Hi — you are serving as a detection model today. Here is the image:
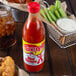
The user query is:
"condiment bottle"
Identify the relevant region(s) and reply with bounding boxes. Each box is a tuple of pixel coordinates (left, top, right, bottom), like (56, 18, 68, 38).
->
(22, 2, 45, 72)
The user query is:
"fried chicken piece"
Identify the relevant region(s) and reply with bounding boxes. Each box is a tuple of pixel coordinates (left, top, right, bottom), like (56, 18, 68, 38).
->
(0, 56, 15, 76)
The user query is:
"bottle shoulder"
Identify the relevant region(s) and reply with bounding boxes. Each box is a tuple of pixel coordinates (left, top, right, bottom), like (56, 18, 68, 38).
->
(23, 18, 44, 30)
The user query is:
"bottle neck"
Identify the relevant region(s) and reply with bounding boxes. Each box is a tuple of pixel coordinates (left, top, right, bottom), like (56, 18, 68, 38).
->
(28, 12, 40, 20)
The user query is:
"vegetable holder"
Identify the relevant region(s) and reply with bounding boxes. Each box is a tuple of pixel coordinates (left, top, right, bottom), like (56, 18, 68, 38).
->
(40, 1, 76, 48)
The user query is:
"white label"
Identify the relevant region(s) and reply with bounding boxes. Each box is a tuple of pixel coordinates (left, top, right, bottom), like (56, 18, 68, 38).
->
(22, 39, 45, 66)
(23, 48, 45, 66)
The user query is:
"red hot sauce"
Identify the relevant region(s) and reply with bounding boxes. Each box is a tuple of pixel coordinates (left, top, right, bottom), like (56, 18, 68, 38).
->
(22, 2, 45, 72)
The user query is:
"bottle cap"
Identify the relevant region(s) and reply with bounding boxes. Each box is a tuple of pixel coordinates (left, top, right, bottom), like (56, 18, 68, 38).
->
(28, 2, 40, 13)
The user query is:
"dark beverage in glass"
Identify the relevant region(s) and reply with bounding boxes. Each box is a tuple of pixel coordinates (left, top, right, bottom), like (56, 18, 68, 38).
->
(0, 5, 16, 49)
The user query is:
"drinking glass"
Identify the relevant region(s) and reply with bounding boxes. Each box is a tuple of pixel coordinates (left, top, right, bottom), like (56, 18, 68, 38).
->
(0, 5, 16, 49)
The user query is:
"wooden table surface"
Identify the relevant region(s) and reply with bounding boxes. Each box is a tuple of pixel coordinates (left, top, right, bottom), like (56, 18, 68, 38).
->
(0, 0, 76, 76)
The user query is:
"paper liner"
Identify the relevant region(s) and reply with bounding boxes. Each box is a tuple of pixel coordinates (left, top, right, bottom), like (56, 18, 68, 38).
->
(18, 68, 29, 76)
(0, 0, 27, 12)
(15, 65, 29, 76)
(61, 1, 67, 12)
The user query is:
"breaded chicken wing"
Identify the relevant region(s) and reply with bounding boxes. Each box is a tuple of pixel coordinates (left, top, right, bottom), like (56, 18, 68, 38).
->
(0, 56, 15, 76)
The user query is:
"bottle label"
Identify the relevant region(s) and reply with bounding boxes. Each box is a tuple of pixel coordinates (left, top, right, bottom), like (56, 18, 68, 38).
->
(22, 39, 45, 66)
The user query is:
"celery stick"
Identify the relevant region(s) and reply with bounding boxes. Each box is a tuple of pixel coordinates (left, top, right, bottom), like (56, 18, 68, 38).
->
(55, 0, 61, 9)
(49, 5, 55, 13)
(49, 11, 57, 22)
(58, 7, 67, 18)
(40, 9, 49, 21)
(44, 8, 53, 23)
(55, 10, 61, 19)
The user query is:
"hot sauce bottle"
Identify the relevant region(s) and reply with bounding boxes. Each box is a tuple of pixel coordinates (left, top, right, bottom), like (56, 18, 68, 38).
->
(22, 2, 45, 72)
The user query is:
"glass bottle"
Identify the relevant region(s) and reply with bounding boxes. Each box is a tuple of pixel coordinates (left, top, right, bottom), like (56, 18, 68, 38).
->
(0, 5, 16, 49)
(22, 2, 45, 72)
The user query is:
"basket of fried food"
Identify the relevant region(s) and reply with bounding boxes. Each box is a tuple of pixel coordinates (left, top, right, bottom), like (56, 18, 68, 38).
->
(0, 0, 41, 12)
(0, 56, 29, 76)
